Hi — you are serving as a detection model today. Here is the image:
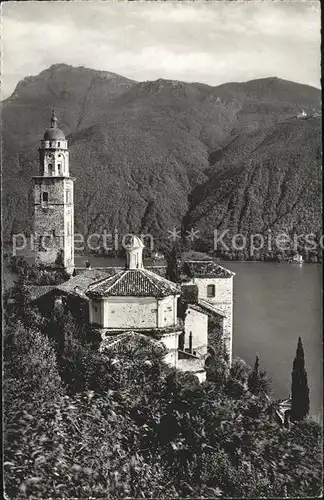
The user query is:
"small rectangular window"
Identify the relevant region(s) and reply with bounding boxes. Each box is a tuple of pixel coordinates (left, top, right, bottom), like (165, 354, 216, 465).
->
(207, 284, 216, 298)
(42, 192, 48, 202)
(58, 142, 60, 147)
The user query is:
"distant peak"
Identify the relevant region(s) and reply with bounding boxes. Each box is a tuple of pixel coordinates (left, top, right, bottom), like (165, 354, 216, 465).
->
(245, 76, 280, 85)
(25, 63, 135, 86)
(39, 63, 74, 75)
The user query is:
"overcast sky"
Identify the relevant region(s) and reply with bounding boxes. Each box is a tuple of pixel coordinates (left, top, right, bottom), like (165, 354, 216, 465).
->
(1, 1, 321, 99)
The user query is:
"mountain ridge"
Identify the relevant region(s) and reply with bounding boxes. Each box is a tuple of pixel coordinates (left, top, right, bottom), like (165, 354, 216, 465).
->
(2, 64, 321, 259)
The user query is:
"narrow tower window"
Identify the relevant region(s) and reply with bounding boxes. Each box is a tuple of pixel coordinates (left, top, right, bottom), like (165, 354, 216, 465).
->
(58, 164, 62, 175)
(207, 284, 216, 298)
(58, 142, 60, 147)
(48, 164, 53, 176)
(42, 192, 48, 203)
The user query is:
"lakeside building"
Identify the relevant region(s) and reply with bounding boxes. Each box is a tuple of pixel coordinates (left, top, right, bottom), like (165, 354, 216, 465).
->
(31, 113, 235, 380)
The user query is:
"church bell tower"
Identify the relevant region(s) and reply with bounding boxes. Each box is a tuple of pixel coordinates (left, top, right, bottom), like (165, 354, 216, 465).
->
(33, 111, 75, 274)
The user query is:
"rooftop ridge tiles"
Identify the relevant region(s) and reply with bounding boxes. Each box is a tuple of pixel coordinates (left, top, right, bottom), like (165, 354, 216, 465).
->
(85, 269, 119, 288)
(88, 269, 126, 294)
(140, 268, 174, 294)
(103, 269, 128, 293)
(85, 268, 180, 297)
(56, 269, 112, 292)
(144, 267, 180, 290)
(183, 260, 235, 278)
(198, 298, 226, 317)
(137, 268, 161, 294)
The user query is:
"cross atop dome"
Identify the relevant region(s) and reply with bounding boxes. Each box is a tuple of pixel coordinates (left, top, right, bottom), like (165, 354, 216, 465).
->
(43, 110, 66, 141)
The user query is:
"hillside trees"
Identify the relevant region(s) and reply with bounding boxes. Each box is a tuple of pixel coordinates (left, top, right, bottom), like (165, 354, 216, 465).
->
(3, 65, 321, 260)
(4, 316, 323, 498)
(248, 355, 272, 396)
(3, 290, 322, 498)
(166, 243, 181, 282)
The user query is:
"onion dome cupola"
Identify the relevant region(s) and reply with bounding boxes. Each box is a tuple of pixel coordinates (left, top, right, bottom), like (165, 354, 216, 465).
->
(38, 110, 70, 177)
(40, 110, 68, 150)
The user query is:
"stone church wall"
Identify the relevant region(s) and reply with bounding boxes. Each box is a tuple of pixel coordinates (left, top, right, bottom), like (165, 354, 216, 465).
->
(157, 296, 177, 328)
(105, 297, 158, 329)
(34, 177, 74, 271)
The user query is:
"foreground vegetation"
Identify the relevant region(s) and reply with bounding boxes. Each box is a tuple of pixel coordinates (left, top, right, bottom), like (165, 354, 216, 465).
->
(3, 279, 322, 499)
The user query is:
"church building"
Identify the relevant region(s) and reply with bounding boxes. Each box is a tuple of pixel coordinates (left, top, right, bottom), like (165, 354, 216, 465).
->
(33, 111, 75, 274)
(31, 112, 235, 382)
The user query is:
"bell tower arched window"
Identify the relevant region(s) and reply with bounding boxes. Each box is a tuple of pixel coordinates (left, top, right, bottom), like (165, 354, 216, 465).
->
(48, 164, 53, 176)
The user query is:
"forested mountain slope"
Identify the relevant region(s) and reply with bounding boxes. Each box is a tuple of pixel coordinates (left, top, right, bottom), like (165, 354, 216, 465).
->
(185, 117, 322, 256)
(2, 64, 321, 254)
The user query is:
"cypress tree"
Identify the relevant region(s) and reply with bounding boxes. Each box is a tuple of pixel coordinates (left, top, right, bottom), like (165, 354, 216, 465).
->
(248, 355, 272, 396)
(166, 244, 180, 282)
(291, 337, 310, 421)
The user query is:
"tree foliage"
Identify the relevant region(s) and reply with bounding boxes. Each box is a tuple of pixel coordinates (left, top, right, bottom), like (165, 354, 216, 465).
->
(291, 337, 310, 422)
(248, 355, 272, 396)
(7, 255, 69, 285)
(166, 243, 181, 282)
(3, 301, 322, 498)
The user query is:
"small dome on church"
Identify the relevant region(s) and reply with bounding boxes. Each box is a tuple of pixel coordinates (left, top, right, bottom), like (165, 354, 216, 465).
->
(43, 127, 66, 140)
(123, 235, 145, 250)
(43, 110, 65, 141)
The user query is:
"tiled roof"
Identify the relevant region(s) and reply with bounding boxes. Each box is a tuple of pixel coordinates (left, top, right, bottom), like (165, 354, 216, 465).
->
(181, 260, 235, 279)
(146, 266, 167, 278)
(198, 299, 226, 317)
(56, 269, 116, 297)
(75, 265, 166, 276)
(74, 266, 123, 276)
(100, 331, 162, 349)
(87, 268, 180, 298)
(186, 301, 225, 318)
(187, 303, 208, 316)
(27, 285, 56, 302)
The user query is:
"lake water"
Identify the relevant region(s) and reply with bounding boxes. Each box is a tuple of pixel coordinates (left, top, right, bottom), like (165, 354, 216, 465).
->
(223, 262, 322, 418)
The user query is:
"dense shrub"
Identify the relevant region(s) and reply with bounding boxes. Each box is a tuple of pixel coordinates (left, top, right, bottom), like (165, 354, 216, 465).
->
(3, 304, 322, 498)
